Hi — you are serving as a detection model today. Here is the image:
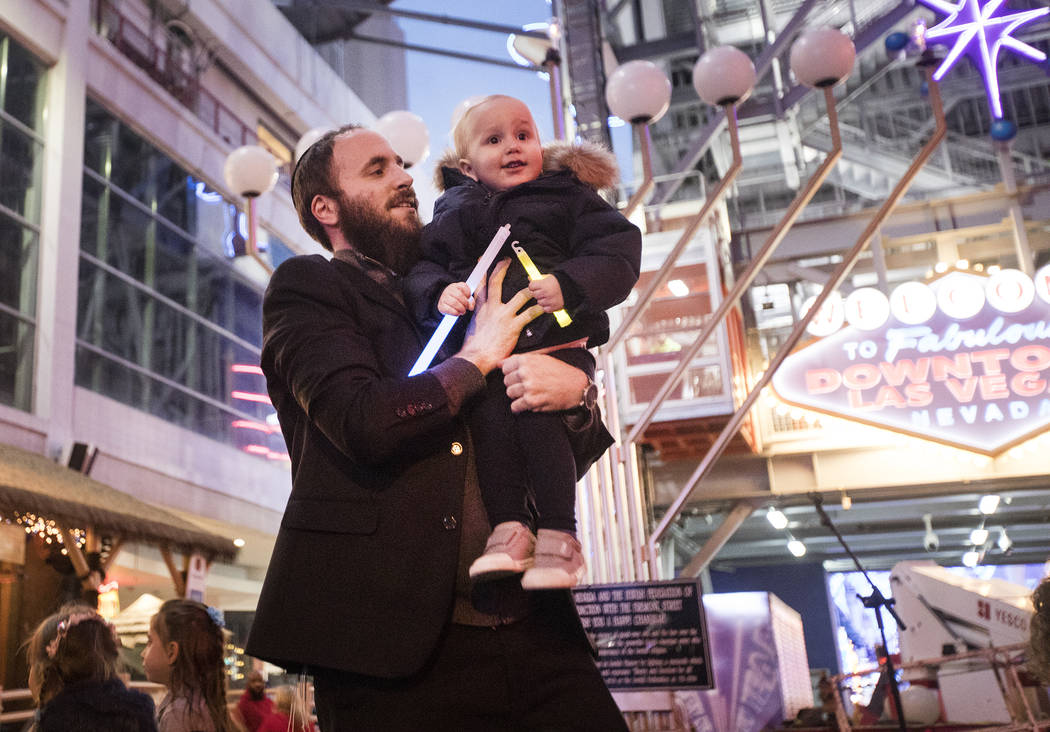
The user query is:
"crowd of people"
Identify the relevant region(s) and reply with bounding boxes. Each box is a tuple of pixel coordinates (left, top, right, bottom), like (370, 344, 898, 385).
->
(24, 600, 314, 732)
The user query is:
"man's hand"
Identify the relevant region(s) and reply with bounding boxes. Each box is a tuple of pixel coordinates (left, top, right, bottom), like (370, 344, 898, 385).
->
(457, 259, 543, 375)
(527, 275, 564, 313)
(438, 282, 473, 316)
(502, 353, 588, 413)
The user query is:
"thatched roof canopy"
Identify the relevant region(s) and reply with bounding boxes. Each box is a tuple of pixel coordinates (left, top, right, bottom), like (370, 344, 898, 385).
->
(0, 443, 237, 561)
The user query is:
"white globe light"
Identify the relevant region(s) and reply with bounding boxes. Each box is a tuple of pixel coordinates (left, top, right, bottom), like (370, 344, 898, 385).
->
(450, 95, 488, 135)
(605, 60, 671, 124)
(295, 127, 332, 163)
(223, 145, 279, 198)
(900, 686, 941, 725)
(790, 27, 856, 88)
(374, 110, 430, 168)
(692, 46, 756, 106)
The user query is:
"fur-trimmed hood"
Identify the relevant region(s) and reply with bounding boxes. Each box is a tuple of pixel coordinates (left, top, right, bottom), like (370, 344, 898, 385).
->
(433, 139, 620, 192)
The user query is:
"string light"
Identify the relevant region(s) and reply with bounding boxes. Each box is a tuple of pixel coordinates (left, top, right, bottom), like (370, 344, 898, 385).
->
(12, 513, 86, 547)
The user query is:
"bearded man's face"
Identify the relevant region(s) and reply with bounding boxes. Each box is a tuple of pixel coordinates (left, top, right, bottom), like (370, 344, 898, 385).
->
(324, 130, 423, 274)
(336, 189, 422, 276)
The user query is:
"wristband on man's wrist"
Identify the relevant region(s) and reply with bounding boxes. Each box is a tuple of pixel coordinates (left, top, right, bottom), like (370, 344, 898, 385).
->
(578, 379, 598, 409)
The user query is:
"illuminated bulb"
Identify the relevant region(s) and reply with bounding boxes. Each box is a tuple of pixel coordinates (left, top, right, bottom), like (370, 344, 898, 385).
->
(667, 279, 689, 297)
(841, 494, 852, 510)
(955, 259, 969, 269)
(233, 538, 246, 548)
(988, 265, 1001, 274)
(787, 538, 807, 557)
(934, 262, 948, 273)
(978, 495, 1000, 515)
(962, 549, 980, 567)
(767, 507, 788, 530)
(970, 527, 989, 545)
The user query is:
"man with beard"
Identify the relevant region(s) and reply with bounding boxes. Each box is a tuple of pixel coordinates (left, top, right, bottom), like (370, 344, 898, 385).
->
(234, 671, 272, 732)
(245, 126, 627, 731)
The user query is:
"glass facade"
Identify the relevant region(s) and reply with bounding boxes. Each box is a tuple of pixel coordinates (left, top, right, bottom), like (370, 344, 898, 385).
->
(0, 33, 47, 412)
(78, 98, 288, 458)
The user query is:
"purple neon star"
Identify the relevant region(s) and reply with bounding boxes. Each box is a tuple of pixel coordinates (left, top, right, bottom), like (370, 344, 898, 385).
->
(917, 0, 1048, 118)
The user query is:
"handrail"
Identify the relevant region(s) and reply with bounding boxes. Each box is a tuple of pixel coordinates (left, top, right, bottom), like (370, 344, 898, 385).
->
(647, 69, 948, 572)
(628, 85, 843, 445)
(606, 105, 744, 353)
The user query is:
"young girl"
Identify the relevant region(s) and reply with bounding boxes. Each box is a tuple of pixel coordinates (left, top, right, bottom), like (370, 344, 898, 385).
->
(142, 599, 234, 732)
(26, 603, 157, 731)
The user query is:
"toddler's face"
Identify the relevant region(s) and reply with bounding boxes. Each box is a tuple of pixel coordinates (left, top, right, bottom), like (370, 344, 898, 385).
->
(142, 617, 172, 686)
(458, 97, 543, 192)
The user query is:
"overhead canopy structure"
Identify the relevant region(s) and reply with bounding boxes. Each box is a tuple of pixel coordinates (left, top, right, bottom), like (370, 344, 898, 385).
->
(0, 442, 237, 562)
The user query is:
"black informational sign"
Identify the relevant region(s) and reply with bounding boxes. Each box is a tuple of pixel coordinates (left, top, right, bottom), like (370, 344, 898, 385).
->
(572, 578, 713, 691)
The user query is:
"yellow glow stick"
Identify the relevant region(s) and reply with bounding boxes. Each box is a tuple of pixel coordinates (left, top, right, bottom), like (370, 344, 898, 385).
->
(511, 242, 572, 327)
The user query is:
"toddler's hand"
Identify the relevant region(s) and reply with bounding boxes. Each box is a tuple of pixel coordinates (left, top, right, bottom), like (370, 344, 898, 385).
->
(438, 282, 474, 316)
(528, 275, 564, 313)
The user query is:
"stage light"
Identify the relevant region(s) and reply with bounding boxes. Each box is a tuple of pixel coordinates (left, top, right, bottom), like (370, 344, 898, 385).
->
(787, 538, 807, 557)
(922, 514, 939, 552)
(767, 507, 788, 530)
(997, 529, 1012, 552)
(978, 494, 1000, 515)
(970, 527, 989, 545)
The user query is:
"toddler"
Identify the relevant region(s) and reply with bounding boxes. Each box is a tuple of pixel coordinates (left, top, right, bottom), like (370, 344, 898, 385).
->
(405, 94, 641, 589)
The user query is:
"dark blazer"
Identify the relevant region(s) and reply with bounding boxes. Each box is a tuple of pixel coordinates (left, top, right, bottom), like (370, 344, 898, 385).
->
(245, 255, 598, 678)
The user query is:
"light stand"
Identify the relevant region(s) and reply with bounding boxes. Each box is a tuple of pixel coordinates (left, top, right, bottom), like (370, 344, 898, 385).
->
(604, 59, 671, 220)
(223, 144, 280, 274)
(811, 493, 907, 731)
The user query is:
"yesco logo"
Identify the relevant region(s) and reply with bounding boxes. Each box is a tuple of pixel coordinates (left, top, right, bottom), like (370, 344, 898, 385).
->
(772, 268, 1050, 455)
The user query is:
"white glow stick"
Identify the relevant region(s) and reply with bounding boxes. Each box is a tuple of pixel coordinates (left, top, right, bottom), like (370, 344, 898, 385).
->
(408, 224, 513, 376)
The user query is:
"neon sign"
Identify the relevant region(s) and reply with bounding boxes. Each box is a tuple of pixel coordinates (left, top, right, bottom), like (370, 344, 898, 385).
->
(917, 0, 1049, 119)
(773, 267, 1050, 454)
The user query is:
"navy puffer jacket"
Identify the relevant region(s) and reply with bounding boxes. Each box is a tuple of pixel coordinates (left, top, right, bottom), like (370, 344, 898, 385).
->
(405, 141, 642, 352)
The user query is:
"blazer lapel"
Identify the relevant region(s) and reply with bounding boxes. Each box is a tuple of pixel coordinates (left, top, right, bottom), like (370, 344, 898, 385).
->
(330, 257, 423, 341)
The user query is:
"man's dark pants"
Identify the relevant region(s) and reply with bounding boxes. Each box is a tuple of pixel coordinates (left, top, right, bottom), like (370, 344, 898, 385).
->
(313, 610, 629, 731)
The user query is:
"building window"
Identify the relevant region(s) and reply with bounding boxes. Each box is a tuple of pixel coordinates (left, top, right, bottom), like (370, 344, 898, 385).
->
(0, 33, 47, 412)
(77, 98, 288, 458)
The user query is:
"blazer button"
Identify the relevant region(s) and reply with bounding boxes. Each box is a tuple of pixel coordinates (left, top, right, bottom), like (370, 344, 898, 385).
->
(450, 442, 463, 455)
(443, 514, 458, 530)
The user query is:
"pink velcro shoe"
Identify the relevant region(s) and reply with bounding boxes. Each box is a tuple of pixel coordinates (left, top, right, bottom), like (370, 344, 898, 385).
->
(468, 522, 536, 582)
(521, 529, 586, 590)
